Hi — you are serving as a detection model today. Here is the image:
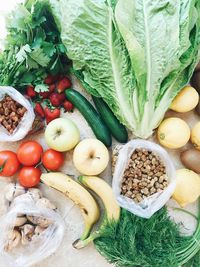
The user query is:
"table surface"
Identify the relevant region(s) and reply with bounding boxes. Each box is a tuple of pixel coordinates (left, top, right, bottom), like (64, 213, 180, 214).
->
(0, 2, 198, 267)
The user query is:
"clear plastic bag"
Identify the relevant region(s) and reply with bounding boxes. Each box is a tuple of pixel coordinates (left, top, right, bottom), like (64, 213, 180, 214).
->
(0, 192, 65, 267)
(112, 139, 176, 218)
(0, 86, 35, 142)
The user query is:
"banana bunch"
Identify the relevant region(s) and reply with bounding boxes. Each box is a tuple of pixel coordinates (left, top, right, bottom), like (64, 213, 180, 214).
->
(41, 173, 120, 247)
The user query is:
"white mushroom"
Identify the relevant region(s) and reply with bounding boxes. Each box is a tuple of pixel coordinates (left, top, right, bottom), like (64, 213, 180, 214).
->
(27, 188, 42, 201)
(4, 230, 21, 251)
(35, 225, 46, 235)
(20, 224, 35, 245)
(31, 226, 46, 242)
(27, 215, 52, 228)
(15, 216, 27, 227)
(5, 183, 26, 202)
(36, 198, 56, 210)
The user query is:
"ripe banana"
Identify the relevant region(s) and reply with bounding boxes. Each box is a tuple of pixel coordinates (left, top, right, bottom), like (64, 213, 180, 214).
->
(78, 176, 120, 221)
(73, 176, 120, 249)
(41, 172, 100, 240)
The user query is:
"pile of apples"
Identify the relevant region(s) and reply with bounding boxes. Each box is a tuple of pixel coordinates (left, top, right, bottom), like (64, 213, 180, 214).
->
(45, 118, 109, 175)
(0, 117, 110, 187)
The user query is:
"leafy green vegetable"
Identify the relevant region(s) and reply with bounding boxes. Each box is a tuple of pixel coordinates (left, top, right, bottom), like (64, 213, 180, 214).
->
(95, 208, 180, 267)
(50, 0, 137, 131)
(0, 0, 68, 90)
(115, 0, 200, 137)
(94, 201, 200, 267)
(51, 0, 200, 138)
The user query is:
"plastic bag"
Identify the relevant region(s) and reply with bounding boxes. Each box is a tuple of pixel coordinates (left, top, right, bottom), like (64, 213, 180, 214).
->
(0, 86, 35, 142)
(0, 191, 65, 267)
(112, 139, 176, 218)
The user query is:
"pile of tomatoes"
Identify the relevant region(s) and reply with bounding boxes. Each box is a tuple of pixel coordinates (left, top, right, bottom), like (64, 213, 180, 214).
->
(0, 141, 64, 187)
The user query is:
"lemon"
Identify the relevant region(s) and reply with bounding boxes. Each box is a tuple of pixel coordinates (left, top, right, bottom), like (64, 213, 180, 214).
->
(170, 86, 199, 113)
(173, 169, 200, 207)
(157, 117, 190, 149)
(191, 121, 200, 150)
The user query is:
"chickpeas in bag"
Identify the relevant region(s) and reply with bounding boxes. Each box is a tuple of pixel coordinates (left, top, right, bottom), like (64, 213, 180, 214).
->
(112, 139, 176, 218)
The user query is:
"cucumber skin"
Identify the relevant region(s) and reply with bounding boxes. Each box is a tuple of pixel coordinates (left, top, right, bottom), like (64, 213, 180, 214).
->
(65, 89, 112, 147)
(92, 97, 128, 143)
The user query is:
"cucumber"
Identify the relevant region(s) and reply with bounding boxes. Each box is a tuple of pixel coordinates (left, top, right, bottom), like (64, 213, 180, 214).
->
(92, 96, 128, 143)
(65, 89, 112, 147)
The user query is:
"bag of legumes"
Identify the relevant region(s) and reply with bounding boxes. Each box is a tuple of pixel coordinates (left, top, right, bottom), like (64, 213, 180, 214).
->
(112, 139, 176, 219)
(0, 86, 35, 142)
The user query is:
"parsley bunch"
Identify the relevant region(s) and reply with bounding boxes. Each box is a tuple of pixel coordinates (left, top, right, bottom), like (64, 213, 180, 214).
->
(0, 0, 68, 91)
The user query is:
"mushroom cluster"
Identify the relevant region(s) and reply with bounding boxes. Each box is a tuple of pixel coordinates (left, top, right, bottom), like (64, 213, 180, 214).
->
(4, 183, 57, 251)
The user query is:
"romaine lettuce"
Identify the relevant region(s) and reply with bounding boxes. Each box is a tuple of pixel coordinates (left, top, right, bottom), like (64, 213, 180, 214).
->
(115, 0, 200, 137)
(49, 0, 200, 138)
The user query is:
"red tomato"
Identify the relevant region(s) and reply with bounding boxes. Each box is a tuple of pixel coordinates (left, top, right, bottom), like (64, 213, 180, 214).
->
(0, 151, 20, 177)
(17, 141, 43, 166)
(42, 149, 64, 171)
(18, 167, 41, 187)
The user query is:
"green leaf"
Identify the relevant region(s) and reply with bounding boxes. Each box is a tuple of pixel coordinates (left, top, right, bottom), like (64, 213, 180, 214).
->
(32, 28, 46, 48)
(26, 57, 39, 69)
(35, 83, 49, 93)
(57, 0, 136, 130)
(31, 14, 46, 28)
(116, 0, 200, 137)
(7, 5, 31, 30)
(29, 47, 50, 67)
(20, 72, 35, 85)
(56, 43, 66, 54)
(16, 44, 31, 63)
(43, 42, 56, 57)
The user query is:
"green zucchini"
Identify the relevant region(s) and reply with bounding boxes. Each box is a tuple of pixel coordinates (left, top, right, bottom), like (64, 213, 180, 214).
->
(92, 97, 128, 143)
(65, 89, 112, 147)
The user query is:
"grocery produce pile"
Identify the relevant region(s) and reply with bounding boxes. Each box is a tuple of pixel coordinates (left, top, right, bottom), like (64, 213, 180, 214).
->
(0, 0, 200, 267)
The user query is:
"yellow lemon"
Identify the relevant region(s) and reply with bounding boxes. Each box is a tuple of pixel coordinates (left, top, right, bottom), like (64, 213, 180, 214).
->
(157, 117, 190, 149)
(170, 86, 199, 113)
(173, 169, 200, 207)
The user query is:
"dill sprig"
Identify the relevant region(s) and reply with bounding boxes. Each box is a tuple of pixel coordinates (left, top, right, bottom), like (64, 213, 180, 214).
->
(94, 201, 200, 267)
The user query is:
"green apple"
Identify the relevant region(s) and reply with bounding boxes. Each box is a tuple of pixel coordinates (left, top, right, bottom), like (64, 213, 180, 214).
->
(45, 118, 80, 152)
(73, 138, 109, 175)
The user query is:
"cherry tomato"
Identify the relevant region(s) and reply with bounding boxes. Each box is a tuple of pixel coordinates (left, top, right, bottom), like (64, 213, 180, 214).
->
(17, 141, 43, 166)
(18, 167, 41, 187)
(0, 151, 20, 177)
(42, 149, 64, 171)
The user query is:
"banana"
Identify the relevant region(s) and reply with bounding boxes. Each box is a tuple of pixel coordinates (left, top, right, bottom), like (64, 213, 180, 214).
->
(73, 176, 121, 249)
(78, 176, 120, 221)
(41, 172, 100, 240)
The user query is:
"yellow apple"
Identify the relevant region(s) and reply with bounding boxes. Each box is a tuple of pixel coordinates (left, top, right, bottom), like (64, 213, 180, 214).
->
(73, 138, 109, 175)
(45, 118, 80, 152)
